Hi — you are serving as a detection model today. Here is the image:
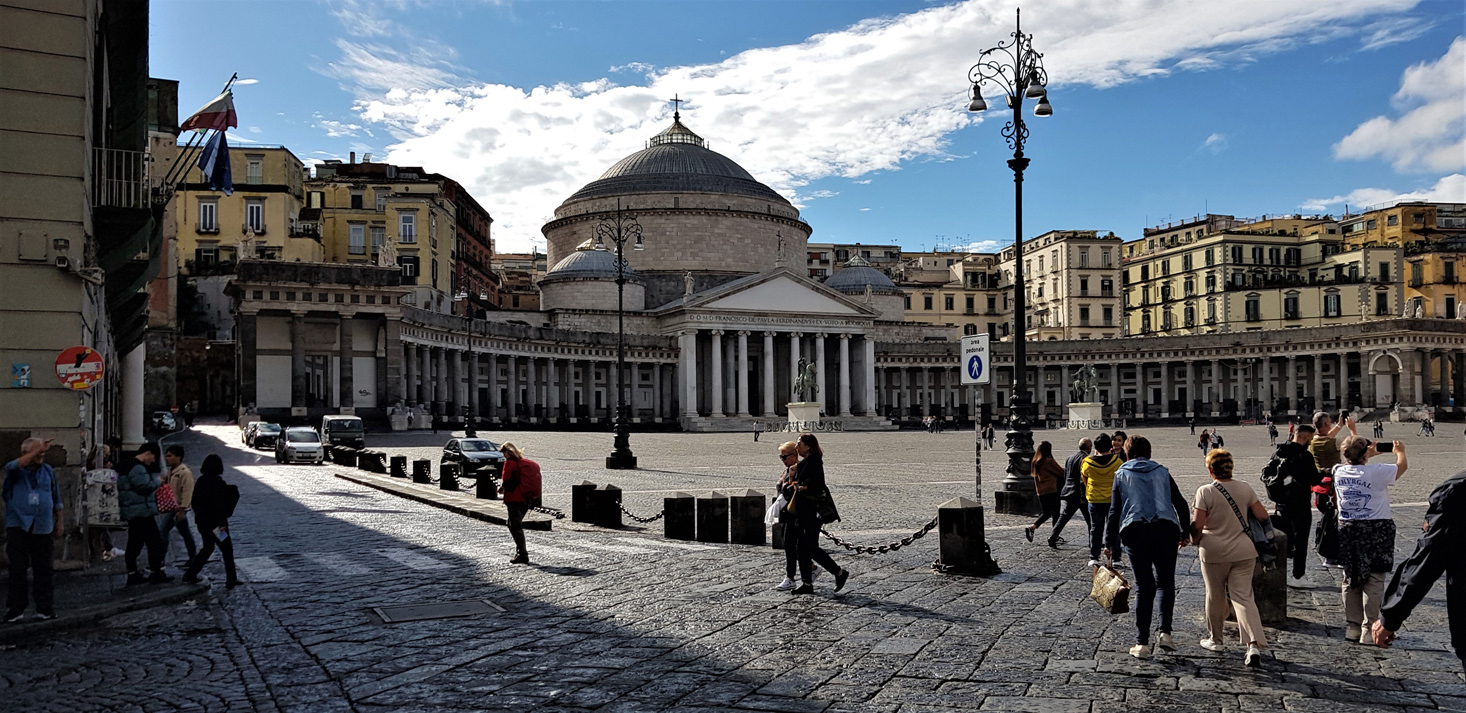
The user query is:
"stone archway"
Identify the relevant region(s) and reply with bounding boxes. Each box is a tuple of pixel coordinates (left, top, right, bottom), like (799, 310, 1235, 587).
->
(1368, 351, 1403, 408)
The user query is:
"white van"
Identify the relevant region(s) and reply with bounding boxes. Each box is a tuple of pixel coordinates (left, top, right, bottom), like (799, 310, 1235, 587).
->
(321, 415, 365, 448)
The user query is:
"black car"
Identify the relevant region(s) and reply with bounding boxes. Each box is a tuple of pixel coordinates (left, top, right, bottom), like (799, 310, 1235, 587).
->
(251, 423, 283, 449)
(441, 438, 505, 475)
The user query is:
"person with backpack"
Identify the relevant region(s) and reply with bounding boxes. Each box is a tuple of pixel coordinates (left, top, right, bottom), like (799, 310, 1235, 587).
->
(118, 443, 168, 585)
(182, 454, 240, 587)
(499, 442, 541, 565)
(1263, 423, 1321, 580)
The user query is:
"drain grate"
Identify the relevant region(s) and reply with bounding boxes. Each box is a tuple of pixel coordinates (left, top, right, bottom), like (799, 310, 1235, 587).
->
(373, 599, 506, 623)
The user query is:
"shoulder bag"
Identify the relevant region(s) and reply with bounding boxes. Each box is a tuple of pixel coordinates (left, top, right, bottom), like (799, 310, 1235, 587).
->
(1089, 564, 1130, 614)
(155, 481, 178, 514)
(1213, 481, 1276, 567)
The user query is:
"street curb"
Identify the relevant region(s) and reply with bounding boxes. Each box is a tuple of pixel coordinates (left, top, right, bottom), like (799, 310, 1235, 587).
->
(333, 471, 554, 531)
(0, 583, 209, 642)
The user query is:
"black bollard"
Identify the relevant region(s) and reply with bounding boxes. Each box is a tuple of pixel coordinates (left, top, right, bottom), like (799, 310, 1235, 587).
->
(370, 451, 388, 474)
(936, 496, 1001, 575)
(412, 459, 431, 484)
(571, 481, 597, 523)
(440, 462, 460, 491)
(357, 449, 374, 471)
(390, 456, 407, 478)
(663, 493, 695, 541)
(338, 448, 357, 468)
(728, 489, 766, 546)
(475, 468, 499, 500)
(1254, 529, 1289, 626)
(589, 484, 622, 528)
(696, 491, 730, 544)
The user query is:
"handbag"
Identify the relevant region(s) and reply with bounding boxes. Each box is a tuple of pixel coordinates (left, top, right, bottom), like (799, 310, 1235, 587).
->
(1090, 564, 1131, 614)
(155, 482, 178, 514)
(1213, 482, 1276, 566)
(814, 487, 841, 524)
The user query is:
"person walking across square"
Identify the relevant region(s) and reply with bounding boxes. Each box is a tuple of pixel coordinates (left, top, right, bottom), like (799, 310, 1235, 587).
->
(1373, 469, 1465, 676)
(1048, 438, 1092, 548)
(498, 443, 541, 565)
(1267, 424, 1321, 580)
(1192, 449, 1271, 667)
(4, 438, 61, 622)
(1025, 441, 1063, 544)
(158, 445, 198, 567)
(1333, 436, 1407, 644)
(1105, 435, 1191, 659)
(182, 454, 240, 588)
(1080, 433, 1123, 567)
(119, 443, 169, 585)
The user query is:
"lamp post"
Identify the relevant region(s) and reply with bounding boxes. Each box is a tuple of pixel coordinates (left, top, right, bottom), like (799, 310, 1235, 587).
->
(596, 198, 644, 469)
(967, 8, 1052, 515)
(454, 289, 483, 437)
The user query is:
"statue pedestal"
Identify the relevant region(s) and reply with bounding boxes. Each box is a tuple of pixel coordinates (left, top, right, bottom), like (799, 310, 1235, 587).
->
(1066, 402, 1105, 430)
(787, 402, 821, 426)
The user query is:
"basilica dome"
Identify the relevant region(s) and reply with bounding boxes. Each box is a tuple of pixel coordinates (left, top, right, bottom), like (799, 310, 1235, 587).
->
(565, 119, 786, 205)
(824, 257, 901, 296)
(539, 246, 646, 312)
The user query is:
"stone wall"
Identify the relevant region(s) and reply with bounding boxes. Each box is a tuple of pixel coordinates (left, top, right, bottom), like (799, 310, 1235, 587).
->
(549, 310, 661, 335)
(540, 278, 645, 312)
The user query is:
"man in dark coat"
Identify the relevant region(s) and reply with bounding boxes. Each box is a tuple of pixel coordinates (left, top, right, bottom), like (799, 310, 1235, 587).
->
(1373, 469, 1464, 676)
(1047, 437, 1092, 548)
(1270, 423, 1321, 580)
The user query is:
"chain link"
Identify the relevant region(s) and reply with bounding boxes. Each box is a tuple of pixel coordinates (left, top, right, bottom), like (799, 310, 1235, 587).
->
(819, 516, 939, 555)
(617, 502, 665, 523)
(531, 505, 567, 520)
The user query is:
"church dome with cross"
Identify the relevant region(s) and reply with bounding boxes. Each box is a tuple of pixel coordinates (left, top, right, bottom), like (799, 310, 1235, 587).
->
(542, 99, 813, 310)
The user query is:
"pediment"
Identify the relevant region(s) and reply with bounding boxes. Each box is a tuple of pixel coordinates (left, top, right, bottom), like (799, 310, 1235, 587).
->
(700, 274, 864, 315)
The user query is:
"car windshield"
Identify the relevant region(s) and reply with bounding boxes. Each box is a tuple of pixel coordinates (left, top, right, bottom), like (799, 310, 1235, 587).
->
(258, 424, 282, 433)
(331, 419, 363, 432)
(287, 431, 321, 443)
(459, 440, 500, 452)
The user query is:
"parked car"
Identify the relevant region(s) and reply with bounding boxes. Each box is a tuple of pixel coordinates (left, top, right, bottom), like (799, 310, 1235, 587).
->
(152, 411, 178, 433)
(241, 421, 263, 444)
(441, 438, 505, 475)
(275, 427, 325, 465)
(251, 423, 283, 450)
(321, 415, 365, 449)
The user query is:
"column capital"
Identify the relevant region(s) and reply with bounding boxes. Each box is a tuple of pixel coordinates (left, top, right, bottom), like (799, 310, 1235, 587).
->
(711, 329, 725, 336)
(737, 330, 750, 337)
(763, 330, 777, 337)
(789, 332, 804, 338)
(838, 333, 851, 340)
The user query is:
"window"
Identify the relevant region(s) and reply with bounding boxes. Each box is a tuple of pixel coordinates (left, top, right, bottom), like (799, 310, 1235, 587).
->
(1232, 272, 1245, 287)
(399, 213, 417, 243)
(307, 191, 324, 209)
(432, 259, 439, 288)
(1103, 306, 1113, 325)
(1184, 305, 1194, 326)
(923, 294, 933, 310)
(197, 199, 218, 232)
(375, 189, 387, 212)
(1183, 254, 1192, 271)
(1366, 219, 1378, 230)
(1037, 256, 1044, 273)
(246, 155, 263, 185)
(349, 225, 365, 254)
(1207, 301, 1217, 322)
(1268, 247, 1280, 265)
(1036, 283, 1044, 298)
(1231, 246, 1243, 263)
(944, 295, 954, 311)
(1079, 306, 1090, 325)
(1122, 269, 1131, 286)
(1252, 246, 1264, 264)
(1375, 291, 1388, 315)
(512, 294, 520, 308)
(1184, 277, 1195, 296)
(195, 243, 218, 266)
(350, 192, 364, 210)
(398, 255, 419, 284)
(1414, 212, 1426, 225)
(245, 199, 265, 233)
(1141, 313, 1151, 332)
(1378, 262, 1389, 282)
(1446, 262, 1457, 283)
(1411, 262, 1423, 286)
(1205, 250, 1214, 266)
(1140, 265, 1150, 281)
(1079, 249, 1089, 268)
(1080, 277, 1089, 296)
(1100, 279, 1113, 297)
(1161, 284, 1171, 301)
(1245, 296, 1261, 322)
(904, 294, 911, 309)
(1102, 249, 1112, 267)
(370, 226, 385, 254)
(987, 296, 996, 312)
(1448, 296, 1458, 319)
(1284, 293, 1299, 320)
(1324, 293, 1340, 317)
(965, 295, 974, 313)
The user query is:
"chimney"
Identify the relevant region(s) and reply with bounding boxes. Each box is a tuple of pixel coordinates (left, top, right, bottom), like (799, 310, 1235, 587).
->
(350, 151, 356, 164)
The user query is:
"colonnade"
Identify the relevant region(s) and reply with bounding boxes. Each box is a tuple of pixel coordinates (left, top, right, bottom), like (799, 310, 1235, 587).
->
(677, 329, 877, 420)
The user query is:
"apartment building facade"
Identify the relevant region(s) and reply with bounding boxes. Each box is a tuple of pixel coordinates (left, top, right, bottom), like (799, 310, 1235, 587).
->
(806, 242, 901, 279)
(999, 230, 1124, 341)
(174, 146, 321, 273)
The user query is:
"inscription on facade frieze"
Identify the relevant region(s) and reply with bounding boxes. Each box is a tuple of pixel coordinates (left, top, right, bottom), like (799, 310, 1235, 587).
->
(686, 314, 863, 327)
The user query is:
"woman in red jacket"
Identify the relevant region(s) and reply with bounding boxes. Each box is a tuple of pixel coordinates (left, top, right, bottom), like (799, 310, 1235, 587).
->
(498, 443, 541, 565)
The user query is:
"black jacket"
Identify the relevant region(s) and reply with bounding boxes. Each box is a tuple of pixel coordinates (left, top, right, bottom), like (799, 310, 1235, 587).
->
(1275, 441, 1320, 500)
(791, 453, 833, 525)
(1061, 449, 1088, 499)
(192, 472, 235, 531)
(1380, 470, 1464, 659)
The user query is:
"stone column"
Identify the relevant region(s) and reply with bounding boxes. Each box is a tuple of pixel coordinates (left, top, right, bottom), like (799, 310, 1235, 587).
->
(679, 332, 697, 418)
(1312, 354, 1324, 413)
(486, 353, 499, 420)
(506, 355, 519, 420)
(762, 332, 775, 416)
(420, 345, 433, 406)
(789, 332, 802, 401)
(1137, 362, 1148, 419)
(1184, 361, 1195, 416)
(1361, 352, 1375, 409)
(434, 347, 447, 415)
(404, 343, 418, 407)
(583, 359, 596, 420)
(546, 358, 559, 420)
(875, 366, 885, 414)
(1286, 355, 1298, 415)
(1413, 350, 1425, 407)
(339, 317, 354, 410)
(290, 314, 307, 409)
(815, 334, 827, 414)
(856, 337, 867, 413)
(526, 357, 539, 421)
(838, 334, 852, 417)
(920, 367, 931, 417)
(563, 359, 575, 420)
(1160, 361, 1171, 418)
(737, 331, 750, 416)
(1210, 359, 1221, 417)
(468, 351, 480, 417)
(710, 330, 724, 416)
(652, 362, 663, 421)
(447, 349, 461, 417)
(902, 367, 912, 417)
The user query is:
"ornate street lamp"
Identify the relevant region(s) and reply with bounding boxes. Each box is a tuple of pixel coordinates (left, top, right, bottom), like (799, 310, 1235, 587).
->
(967, 8, 1052, 514)
(595, 198, 644, 469)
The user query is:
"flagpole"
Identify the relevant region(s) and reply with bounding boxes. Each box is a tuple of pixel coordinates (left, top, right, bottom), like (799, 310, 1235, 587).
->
(161, 73, 239, 191)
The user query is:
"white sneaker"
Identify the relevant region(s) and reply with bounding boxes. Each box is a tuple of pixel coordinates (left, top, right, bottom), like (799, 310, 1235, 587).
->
(1156, 633, 1176, 652)
(1129, 644, 1151, 659)
(1087, 559, 1101, 567)
(1245, 644, 1263, 667)
(775, 577, 796, 591)
(1359, 624, 1374, 645)
(1199, 637, 1225, 652)
(1346, 623, 1362, 641)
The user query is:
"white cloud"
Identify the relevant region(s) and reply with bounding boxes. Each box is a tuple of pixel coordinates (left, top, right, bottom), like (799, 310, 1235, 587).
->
(1359, 16, 1434, 51)
(961, 239, 1003, 253)
(330, 0, 1419, 251)
(1300, 173, 1466, 212)
(610, 62, 658, 75)
(1201, 132, 1228, 154)
(859, 207, 872, 212)
(853, 179, 872, 185)
(804, 190, 839, 201)
(1335, 37, 1465, 173)
(234, 78, 260, 86)
(314, 117, 364, 138)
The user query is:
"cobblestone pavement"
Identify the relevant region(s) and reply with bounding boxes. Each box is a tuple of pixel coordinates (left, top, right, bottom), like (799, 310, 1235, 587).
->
(1, 422, 1460, 712)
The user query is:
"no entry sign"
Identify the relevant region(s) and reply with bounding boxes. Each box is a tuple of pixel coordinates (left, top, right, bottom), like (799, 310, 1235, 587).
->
(56, 346, 104, 390)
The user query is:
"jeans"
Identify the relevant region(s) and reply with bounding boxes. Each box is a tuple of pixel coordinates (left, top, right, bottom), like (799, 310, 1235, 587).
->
(788, 520, 840, 584)
(124, 516, 164, 573)
(1087, 502, 1111, 561)
(184, 524, 237, 584)
(1275, 497, 1312, 579)
(1032, 493, 1061, 530)
(157, 510, 198, 563)
(1050, 495, 1091, 544)
(5, 527, 54, 616)
(506, 502, 529, 557)
(1121, 520, 1180, 646)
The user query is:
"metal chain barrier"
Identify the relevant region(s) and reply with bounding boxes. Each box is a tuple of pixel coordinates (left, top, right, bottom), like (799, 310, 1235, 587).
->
(531, 505, 567, 520)
(820, 516, 939, 555)
(617, 502, 665, 523)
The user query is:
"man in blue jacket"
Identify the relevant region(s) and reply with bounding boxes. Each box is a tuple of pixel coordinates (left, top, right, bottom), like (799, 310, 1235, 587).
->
(4, 438, 62, 622)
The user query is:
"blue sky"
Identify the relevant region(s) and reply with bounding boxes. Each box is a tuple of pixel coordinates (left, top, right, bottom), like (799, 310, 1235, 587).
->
(152, 0, 1465, 254)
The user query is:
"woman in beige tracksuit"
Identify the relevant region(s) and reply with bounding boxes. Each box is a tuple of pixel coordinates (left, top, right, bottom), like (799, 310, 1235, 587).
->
(1191, 449, 1271, 667)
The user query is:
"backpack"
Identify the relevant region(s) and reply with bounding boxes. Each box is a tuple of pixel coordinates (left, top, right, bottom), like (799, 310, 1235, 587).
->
(220, 482, 241, 520)
(1260, 455, 1288, 502)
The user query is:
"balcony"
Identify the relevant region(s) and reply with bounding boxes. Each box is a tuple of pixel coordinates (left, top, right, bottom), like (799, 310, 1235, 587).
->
(92, 147, 150, 209)
(242, 224, 267, 236)
(290, 223, 321, 239)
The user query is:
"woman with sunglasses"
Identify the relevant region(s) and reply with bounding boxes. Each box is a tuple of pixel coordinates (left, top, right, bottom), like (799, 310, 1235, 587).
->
(773, 441, 819, 591)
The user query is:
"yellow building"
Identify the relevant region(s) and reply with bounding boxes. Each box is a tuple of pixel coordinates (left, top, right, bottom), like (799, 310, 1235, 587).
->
(174, 146, 320, 273)
(999, 230, 1124, 341)
(896, 252, 1006, 339)
(1340, 202, 1466, 249)
(1337, 202, 1466, 320)
(307, 161, 456, 314)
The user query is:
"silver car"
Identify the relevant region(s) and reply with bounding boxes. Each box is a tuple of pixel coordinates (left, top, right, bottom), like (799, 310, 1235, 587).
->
(275, 427, 325, 465)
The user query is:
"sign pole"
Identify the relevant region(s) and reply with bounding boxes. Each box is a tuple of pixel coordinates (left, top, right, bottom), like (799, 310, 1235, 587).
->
(954, 334, 999, 575)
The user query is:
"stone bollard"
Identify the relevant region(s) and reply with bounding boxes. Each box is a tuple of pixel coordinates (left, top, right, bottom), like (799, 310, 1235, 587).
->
(371, 452, 388, 474)
(390, 456, 407, 478)
(696, 491, 730, 544)
(936, 497, 1001, 575)
(729, 490, 766, 546)
(440, 462, 460, 491)
(663, 493, 696, 541)
(411, 459, 431, 484)
(357, 450, 374, 471)
(338, 448, 358, 468)
(475, 469, 499, 500)
(1254, 530, 1289, 627)
(571, 481, 597, 523)
(589, 484, 622, 528)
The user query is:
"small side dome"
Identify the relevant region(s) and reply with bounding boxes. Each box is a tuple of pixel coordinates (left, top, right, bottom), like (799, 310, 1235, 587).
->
(824, 256, 900, 295)
(540, 247, 645, 285)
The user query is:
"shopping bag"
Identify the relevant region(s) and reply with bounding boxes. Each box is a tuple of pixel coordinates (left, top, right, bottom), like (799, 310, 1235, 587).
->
(1090, 564, 1131, 614)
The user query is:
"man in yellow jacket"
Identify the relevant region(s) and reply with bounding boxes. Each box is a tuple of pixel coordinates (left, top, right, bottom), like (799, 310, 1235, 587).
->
(1081, 432, 1124, 567)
